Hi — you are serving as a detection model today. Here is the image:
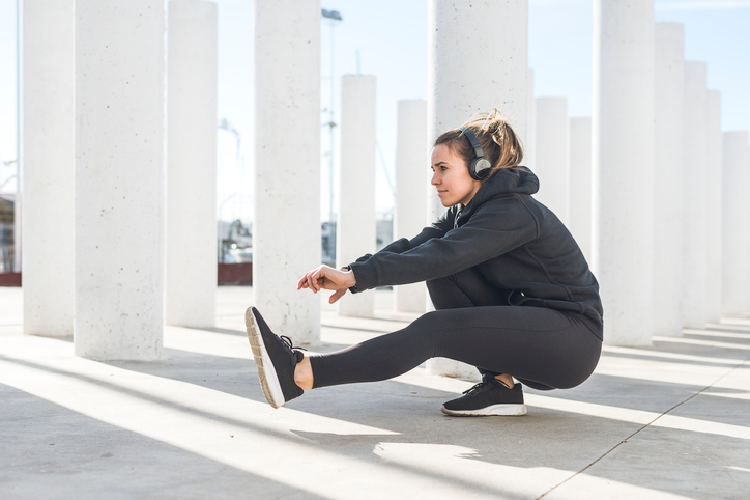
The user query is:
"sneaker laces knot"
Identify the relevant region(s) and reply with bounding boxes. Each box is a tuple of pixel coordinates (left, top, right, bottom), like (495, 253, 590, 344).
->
(280, 335, 307, 352)
(462, 381, 488, 395)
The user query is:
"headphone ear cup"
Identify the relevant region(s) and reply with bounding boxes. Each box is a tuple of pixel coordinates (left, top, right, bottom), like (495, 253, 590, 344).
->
(470, 157, 492, 180)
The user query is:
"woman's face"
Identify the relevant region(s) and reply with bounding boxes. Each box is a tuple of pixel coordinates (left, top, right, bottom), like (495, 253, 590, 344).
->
(430, 144, 482, 207)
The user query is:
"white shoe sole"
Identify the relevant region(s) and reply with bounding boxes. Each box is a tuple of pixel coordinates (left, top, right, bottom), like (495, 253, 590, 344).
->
(245, 307, 285, 409)
(440, 404, 527, 417)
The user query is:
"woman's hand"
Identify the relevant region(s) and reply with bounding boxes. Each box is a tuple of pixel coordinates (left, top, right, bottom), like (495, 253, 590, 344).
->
(297, 265, 357, 304)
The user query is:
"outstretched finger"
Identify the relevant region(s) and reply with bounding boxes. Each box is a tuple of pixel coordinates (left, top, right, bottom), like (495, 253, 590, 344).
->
(297, 275, 308, 289)
(298, 271, 314, 290)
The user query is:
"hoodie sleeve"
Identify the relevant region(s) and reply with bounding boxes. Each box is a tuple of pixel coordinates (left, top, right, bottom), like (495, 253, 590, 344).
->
(349, 199, 538, 292)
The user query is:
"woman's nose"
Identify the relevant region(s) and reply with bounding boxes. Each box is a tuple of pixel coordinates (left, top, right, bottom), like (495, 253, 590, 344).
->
(431, 171, 439, 185)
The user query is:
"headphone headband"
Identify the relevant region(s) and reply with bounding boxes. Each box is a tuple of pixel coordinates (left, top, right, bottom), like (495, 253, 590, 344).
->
(459, 127, 484, 158)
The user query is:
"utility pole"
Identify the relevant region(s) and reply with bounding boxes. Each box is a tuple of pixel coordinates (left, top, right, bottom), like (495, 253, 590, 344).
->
(321, 8, 342, 224)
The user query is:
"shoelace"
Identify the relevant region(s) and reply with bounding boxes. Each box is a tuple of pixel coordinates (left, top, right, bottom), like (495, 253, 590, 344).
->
(462, 379, 512, 395)
(280, 335, 307, 352)
(462, 381, 489, 395)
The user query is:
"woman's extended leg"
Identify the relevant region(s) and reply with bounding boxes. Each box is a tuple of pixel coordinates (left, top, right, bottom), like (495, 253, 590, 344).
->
(308, 305, 601, 391)
(247, 304, 601, 412)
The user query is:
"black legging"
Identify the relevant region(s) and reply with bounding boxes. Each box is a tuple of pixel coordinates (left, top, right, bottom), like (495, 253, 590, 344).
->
(310, 267, 602, 391)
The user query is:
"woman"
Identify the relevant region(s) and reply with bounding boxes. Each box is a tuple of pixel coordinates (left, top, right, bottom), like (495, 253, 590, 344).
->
(246, 109, 603, 417)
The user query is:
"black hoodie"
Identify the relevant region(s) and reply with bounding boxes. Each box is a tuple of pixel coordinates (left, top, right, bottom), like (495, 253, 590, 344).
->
(348, 167, 604, 340)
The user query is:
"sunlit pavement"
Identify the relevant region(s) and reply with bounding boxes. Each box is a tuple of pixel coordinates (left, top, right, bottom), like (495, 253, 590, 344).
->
(1, 286, 748, 500)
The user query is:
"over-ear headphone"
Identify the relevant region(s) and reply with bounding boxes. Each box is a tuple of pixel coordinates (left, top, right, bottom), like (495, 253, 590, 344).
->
(459, 127, 492, 180)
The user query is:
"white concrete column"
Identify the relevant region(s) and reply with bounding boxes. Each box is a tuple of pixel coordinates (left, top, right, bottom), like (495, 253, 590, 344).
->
(705, 89, 723, 324)
(653, 22, 685, 337)
(336, 75, 376, 318)
(394, 100, 428, 314)
(166, 0, 218, 328)
(427, 0, 528, 226)
(593, 0, 655, 345)
(22, 0, 75, 336)
(682, 61, 708, 330)
(427, 0, 527, 379)
(721, 132, 750, 316)
(569, 116, 592, 262)
(254, 0, 321, 343)
(526, 68, 537, 171)
(75, 0, 165, 359)
(535, 97, 569, 224)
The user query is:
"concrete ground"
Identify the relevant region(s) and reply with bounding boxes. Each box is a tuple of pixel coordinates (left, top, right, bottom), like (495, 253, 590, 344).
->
(1, 286, 748, 500)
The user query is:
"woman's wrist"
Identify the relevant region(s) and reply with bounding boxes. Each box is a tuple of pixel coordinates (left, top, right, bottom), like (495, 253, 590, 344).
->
(344, 269, 356, 288)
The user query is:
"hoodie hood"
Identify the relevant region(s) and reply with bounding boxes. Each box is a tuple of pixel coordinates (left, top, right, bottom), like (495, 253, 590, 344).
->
(455, 167, 539, 225)
(476, 167, 539, 200)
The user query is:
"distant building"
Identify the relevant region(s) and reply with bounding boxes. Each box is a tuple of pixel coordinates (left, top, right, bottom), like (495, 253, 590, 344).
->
(321, 221, 336, 267)
(320, 215, 394, 268)
(218, 219, 252, 263)
(0, 194, 15, 273)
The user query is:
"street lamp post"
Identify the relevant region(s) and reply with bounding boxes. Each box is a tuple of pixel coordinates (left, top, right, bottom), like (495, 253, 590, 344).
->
(321, 8, 342, 224)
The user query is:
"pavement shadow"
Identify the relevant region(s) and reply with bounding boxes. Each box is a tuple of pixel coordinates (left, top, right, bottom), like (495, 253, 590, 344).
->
(0, 381, 331, 500)
(9, 317, 749, 500)
(0, 353, 535, 500)
(183, 326, 247, 337)
(282, 379, 750, 500)
(3, 342, 748, 500)
(601, 348, 747, 368)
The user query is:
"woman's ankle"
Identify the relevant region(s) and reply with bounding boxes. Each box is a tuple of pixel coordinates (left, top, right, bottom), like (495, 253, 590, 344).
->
(294, 356, 314, 390)
(494, 373, 514, 389)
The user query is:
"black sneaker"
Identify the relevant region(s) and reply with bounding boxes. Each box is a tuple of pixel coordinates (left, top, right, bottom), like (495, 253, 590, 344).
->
(441, 379, 527, 416)
(245, 307, 305, 409)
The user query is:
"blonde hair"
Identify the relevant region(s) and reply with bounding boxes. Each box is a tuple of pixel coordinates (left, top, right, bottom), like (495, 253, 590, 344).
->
(433, 109, 524, 181)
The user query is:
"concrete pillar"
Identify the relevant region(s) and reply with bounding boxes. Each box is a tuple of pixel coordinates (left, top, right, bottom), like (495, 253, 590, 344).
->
(394, 100, 428, 314)
(75, 0, 165, 359)
(22, 0, 75, 336)
(569, 116, 592, 262)
(427, 0, 527, 379)
(336, 75, 376, 318)
(653, 23, 685, 336)
(165, 0, 218, 328)
(593, 0, 655, 346)
(653, 22, 685, 337)
(705, 89, 722, 324)
(721, 132, 750, 316)
(682, 61, 708, 330)
(254, 0, 321, 343)
(526, 68, 537, 171)
(427, 0, 528, 227)
(535, 97, 569, 224)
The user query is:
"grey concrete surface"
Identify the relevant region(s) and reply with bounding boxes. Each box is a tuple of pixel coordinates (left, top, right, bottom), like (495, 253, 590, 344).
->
(1, 286, 748, 499)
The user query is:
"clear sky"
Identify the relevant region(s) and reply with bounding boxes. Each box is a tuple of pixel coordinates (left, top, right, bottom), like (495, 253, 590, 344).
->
(1, 0, 749, 222)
